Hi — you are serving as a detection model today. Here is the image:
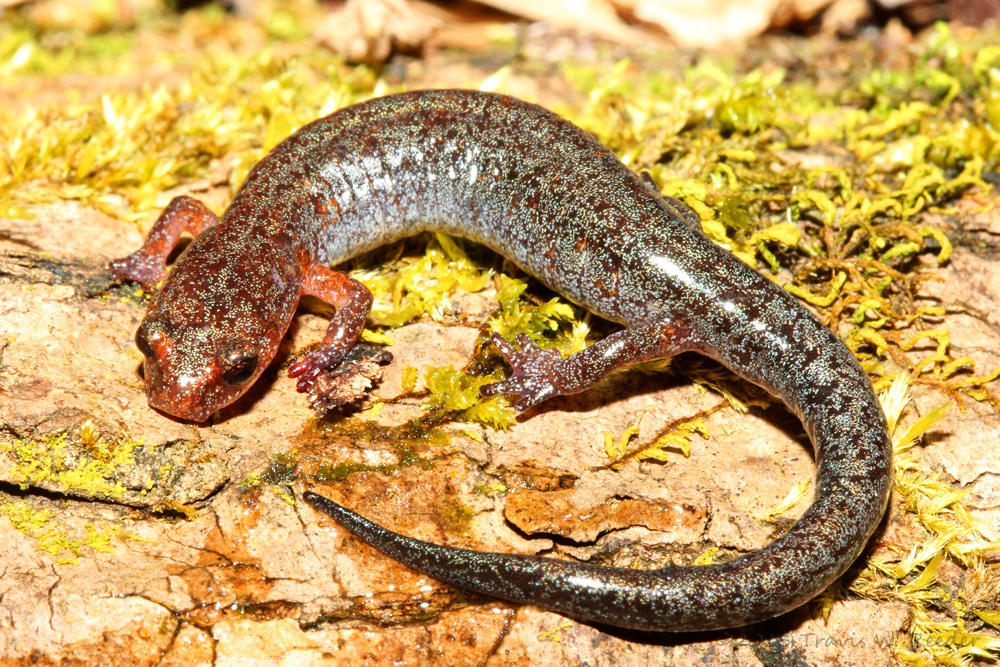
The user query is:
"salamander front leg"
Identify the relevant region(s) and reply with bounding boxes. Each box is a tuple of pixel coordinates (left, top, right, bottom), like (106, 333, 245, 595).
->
(108, 195, 219, 290)
(288, 265, 374, 390)
(480, 319, 697, 411)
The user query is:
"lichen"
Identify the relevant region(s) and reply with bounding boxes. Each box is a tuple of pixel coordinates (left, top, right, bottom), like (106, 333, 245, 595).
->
(0, 428, 144, 500)
(0, 497, 138, 565)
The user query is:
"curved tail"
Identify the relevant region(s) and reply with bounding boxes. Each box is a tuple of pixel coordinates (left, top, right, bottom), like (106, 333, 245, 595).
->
(305, 391, 890, 633)
(302, 335, 892, 633)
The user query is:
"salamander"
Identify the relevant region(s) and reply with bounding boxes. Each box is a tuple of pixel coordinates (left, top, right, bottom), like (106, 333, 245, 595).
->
(110, 89, 891, 632)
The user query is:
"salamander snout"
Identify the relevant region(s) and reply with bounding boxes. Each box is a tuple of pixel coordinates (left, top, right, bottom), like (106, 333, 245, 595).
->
(133, 317, 262, 422)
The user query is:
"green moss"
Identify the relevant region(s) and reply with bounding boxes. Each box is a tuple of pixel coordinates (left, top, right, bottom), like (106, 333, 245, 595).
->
(0, 26, 374, 220)
(423, 364, 513, 429)
(312, 447, 433, 482)
(238, 451, 300, 491)
(602, 416, 713, 465)
(348, 233, 494, 330)
(316, 416, 450, 448)
(489, 275, 586, 350)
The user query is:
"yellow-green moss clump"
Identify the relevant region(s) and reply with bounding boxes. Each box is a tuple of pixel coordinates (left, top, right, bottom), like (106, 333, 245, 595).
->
(0, 419, 148, 562)
(560, 28, 1000, 410)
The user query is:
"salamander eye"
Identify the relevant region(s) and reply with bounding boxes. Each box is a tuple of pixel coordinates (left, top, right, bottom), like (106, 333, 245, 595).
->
(218, 341, 258, 385)
(135, 326, 155, 358)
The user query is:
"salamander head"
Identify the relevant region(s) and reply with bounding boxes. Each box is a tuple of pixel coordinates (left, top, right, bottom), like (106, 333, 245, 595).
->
(134, 313, 268, 422)
(132, 236, 301, 422)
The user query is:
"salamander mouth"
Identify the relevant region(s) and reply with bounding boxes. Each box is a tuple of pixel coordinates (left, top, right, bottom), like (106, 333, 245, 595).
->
(147, 392, 214, 422)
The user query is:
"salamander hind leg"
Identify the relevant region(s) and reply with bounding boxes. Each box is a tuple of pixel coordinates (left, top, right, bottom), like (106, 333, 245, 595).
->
(479, 333, 565, 411)
(480, 319, 697, 411)
(108, 195, 219, 290)
(288, 264, 374, 390)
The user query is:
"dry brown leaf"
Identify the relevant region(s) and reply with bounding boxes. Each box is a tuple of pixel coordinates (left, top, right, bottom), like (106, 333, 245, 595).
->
(315, 0, 441, 64)
(306, 343, 393, 416)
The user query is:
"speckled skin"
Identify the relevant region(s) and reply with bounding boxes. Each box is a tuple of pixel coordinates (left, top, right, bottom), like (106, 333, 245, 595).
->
(111, 90, 891, 632)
